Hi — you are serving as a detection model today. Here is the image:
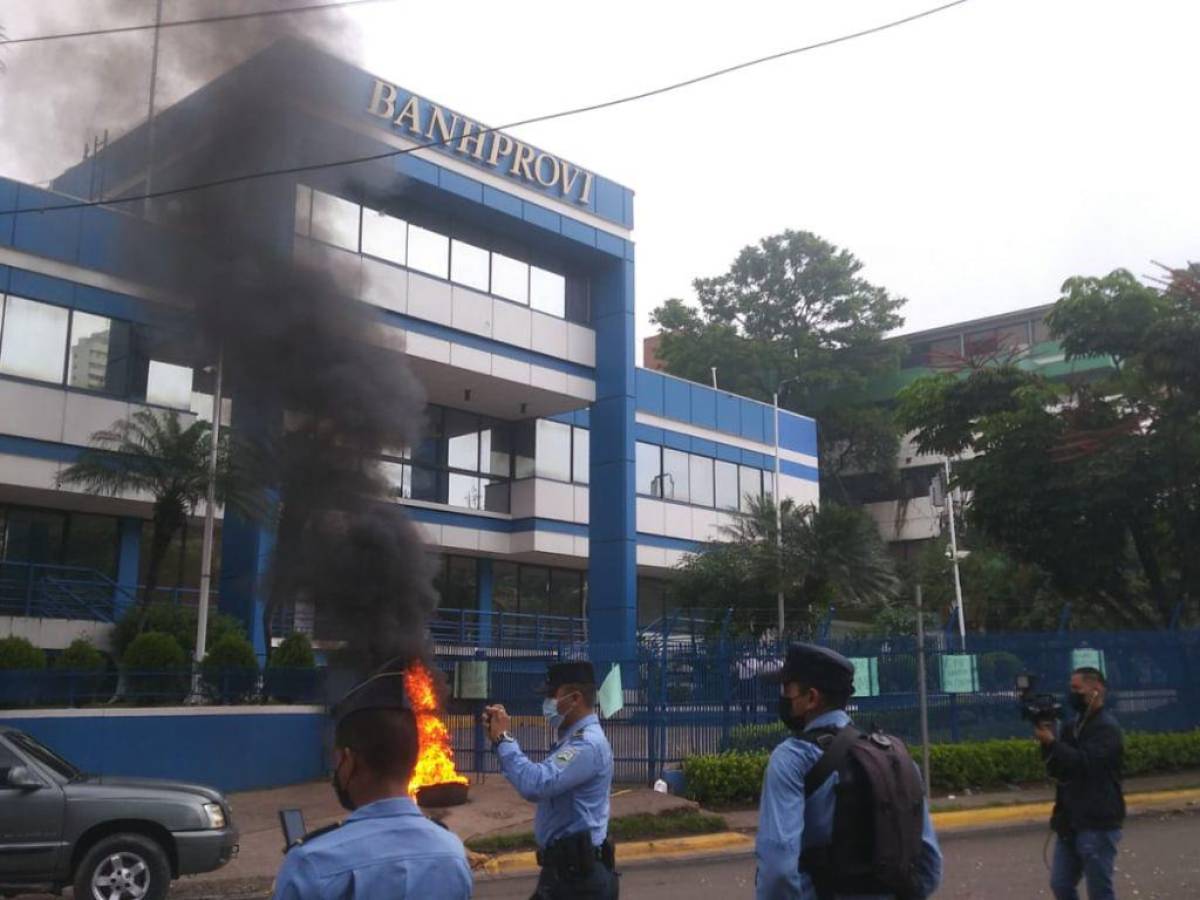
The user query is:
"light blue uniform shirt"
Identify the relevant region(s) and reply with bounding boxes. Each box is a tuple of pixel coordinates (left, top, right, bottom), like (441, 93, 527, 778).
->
(271, 796, 472, 900)
(755, 710, 943, 900)
(496, 712, 613, 848)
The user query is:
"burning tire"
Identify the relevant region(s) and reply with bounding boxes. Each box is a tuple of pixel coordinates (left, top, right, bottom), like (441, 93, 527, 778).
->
(416, 782, 470, 808)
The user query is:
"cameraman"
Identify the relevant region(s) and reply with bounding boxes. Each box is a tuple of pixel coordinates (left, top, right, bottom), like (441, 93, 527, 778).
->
(1034, 666, 1125, 900)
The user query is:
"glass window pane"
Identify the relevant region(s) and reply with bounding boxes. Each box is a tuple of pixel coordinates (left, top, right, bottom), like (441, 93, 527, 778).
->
(482, 479, 510, 513)
(491, 253, 528, 304)
(63, 513, 119, 577)
(145, 360, 193, 409)
(410, 465, 446, 503)
(448, 473, 481, 509)
(310, 190, 359, 251)
(451, 239, 490, 292)
(519, 566, 550, 615)
(565, 276, 590, 324)
(480, 419, 512, 477)
(444, 556, 478, 609)
(530, 266, 566, 317)
(739, 466, 762, 512)
(445, 409, 480, 472)
(379, 460, 410, 499)
(637, 577, 666, 629)
(690, 455, 714, 507)
(513, 421, 536, 479)
(715, 460, 739, 511)
(572, 427, 589, 484)
(636, 442, 662, 497)
(413, 406, 444, 467)
(535, 419, 571, 481)
(1032, 317, 1053, 344)
(407, 224, 449, 279)
(549, 568, 583, 617)
(662, 448, 690, 503)
(0, 296, 69, 383)
(68, 311, 130, 394)
(763, 470, 775, 506)
(493, 562, 518, 614)
(294, 184, 312, 237)
(361, 209, 407, 265)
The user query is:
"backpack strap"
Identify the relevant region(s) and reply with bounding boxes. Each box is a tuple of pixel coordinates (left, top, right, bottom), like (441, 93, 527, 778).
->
(802, 725, 861, 797)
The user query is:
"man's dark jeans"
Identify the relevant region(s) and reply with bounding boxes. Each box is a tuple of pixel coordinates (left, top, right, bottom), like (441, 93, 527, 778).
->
(1051, 829, 1121, 900)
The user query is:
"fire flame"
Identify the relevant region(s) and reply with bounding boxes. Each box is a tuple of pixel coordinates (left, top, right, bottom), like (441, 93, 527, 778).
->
(404, 661, 468, 795)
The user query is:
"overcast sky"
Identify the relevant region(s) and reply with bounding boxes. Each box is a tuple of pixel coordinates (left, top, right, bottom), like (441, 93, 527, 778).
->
(2, 0, 1197, 360)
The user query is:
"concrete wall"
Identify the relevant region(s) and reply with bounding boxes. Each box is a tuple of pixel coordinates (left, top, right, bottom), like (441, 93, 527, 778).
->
(0, 706, 327, 792)
(0, 616, 115, 651)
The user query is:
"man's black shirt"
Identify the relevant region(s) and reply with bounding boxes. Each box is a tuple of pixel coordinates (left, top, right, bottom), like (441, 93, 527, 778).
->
(1043, 708, 1125, 835)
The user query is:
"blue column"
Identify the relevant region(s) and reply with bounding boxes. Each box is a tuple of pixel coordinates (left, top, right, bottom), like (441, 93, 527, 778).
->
(219, 510, 272, 660)
(113, 517, 142, 618)
(477, 557, 493, 646)
(588, 255, 637, 660)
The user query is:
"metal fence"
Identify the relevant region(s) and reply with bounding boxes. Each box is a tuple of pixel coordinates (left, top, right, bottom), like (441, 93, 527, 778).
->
(435, 629, 1200, 784)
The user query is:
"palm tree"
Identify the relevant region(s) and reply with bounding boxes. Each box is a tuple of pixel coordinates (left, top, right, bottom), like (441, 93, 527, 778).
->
(671, 496, 899, 637)
(58, 409, 256, 621)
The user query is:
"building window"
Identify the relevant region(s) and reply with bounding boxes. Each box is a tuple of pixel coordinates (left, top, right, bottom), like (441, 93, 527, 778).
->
(0, 295, 69, 383)
(406, 224, 450, 280)
(572, 427, 589, 485)
(492, 562, 584, 618)
(451, 239, 490, 292)
(636, 442, 662, 497)
(662, 448, 690, 503)
(481, 419, 512, 478)
(490, 252, 529, 305)
(549, 568, 584, 617)
(361, 207, 407, 266)
(67, 312, 130, 395)
(902, 335, 962, 369)
(535, 419, 572, 482)
(690, 455, 714, 508)
(434, 555, 478, 609)
(1032, 317, 1053, 344)
(964, 323, 1030, 357)
(309, 189, 359, 251)
(739, 465, 763, 512)
(637, 576, 667, 629)
(715, 460, 739, 511)
(530, 266, 566, 318)
(145, 360, 193, 410)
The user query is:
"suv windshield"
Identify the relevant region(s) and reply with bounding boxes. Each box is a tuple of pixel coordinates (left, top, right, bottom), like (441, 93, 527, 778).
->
(6, 731, 83, 781)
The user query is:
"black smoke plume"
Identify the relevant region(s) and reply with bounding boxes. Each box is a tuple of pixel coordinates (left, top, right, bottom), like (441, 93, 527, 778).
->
(24, 4, 440, 673)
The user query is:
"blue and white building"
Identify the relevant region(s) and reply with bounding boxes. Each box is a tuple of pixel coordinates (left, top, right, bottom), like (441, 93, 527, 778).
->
(0, 43, 817, 660)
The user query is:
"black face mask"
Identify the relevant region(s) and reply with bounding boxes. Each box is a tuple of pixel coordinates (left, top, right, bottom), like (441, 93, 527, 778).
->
(331, 757, 355, 812)
(1068, 691, 1091, 713)
(778, 695, 803, 730)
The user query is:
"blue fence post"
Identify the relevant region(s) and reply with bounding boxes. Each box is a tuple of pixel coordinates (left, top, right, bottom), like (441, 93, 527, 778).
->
(24, 564, 37, 616)
(1058, 603, 1072, 633)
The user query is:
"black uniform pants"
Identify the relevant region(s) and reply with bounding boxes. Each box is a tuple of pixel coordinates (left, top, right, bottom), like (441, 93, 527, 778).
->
(530, 861, 619, 899)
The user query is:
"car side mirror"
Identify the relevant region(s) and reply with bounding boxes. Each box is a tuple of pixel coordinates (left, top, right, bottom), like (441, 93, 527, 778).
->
(3, 765, 43, 790)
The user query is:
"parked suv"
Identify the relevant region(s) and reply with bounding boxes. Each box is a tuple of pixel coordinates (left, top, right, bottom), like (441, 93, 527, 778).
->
(0, 726, 237, 899)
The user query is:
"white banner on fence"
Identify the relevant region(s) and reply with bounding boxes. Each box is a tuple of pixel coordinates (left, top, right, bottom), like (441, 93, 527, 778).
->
(848, 657, 879, 697)
(940, 654, 979, 693)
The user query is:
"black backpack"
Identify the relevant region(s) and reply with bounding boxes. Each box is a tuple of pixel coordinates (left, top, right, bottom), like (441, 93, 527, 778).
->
(797, 725, 926, 900)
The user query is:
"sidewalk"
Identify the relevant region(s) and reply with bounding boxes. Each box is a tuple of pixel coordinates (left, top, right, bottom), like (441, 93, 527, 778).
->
(172, 770, 1200, 897)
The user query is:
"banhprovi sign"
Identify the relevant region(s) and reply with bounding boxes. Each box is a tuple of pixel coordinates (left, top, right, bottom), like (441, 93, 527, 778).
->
(367, 79, 595, 206)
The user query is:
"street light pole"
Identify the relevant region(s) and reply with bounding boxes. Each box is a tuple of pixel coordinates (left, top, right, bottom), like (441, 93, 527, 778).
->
(944, 457, 967, 651)
(192, 349, 223, 697)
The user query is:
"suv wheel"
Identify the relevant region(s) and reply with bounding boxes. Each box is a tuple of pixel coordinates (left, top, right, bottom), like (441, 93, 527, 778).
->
(74, 833, 170, 900)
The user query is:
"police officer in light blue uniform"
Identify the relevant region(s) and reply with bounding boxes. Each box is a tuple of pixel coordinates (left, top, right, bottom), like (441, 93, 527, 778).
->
(272, 667, 472, 900)
(484, 660, 618, 899)
(756, 644, 943, 900)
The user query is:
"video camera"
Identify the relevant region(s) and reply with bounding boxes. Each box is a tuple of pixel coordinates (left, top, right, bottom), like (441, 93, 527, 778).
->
(1016, 673, 1062, 725)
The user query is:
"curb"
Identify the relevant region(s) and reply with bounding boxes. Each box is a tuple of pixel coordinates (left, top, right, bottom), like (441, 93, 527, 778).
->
(475, 831, 755, 877)
(474, 787, 1200, 877)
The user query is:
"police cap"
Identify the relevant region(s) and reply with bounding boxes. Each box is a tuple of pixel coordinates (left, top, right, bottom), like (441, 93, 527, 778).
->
(331, 668, 411, 725)
(765, 642, 855, 696)
(534, 660, 596, 696)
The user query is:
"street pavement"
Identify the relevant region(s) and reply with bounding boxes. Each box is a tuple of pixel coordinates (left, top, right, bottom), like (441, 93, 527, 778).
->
(473, 808, 1200, 899)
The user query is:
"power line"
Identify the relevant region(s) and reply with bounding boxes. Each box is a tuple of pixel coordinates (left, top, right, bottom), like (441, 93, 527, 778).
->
(2, 0, 974, 217)
(0, 0, 396, 47)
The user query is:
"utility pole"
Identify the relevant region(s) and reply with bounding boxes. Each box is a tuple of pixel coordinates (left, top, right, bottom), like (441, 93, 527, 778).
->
(772, 377, 799, 642)
(143, 0, 164, 216)
(191, 349, 223, 700)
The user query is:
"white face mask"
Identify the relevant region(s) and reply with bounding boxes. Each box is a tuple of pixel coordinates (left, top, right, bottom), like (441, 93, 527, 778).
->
(543, 692, 577, 731)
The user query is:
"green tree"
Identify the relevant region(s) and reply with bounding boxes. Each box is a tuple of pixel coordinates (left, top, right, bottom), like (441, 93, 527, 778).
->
(896, 264, 1200, 627)
(650, 231, 905, 497)
(671, 497, 899, 636)
(58, 409, 260, 622)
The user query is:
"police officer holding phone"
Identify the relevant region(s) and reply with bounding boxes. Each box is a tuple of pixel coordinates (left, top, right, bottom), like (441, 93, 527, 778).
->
(272, 666, 472, 900)
(484, 660, 618, 899)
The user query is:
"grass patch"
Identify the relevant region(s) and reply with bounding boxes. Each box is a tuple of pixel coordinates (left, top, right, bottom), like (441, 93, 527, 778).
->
(465, 808, 728, 855)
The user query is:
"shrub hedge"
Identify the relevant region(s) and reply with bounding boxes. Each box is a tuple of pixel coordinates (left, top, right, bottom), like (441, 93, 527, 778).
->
(682, 729, 1200, 804)
(0, 636, 47, 671)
